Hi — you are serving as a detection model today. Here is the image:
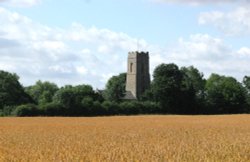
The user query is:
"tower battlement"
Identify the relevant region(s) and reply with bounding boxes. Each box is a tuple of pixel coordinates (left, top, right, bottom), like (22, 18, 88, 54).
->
(125, 51, 150, 99)
(128, 51, 149, 56)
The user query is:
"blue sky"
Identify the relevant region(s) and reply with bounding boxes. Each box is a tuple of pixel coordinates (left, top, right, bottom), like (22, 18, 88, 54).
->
(0, 0, 250, 88)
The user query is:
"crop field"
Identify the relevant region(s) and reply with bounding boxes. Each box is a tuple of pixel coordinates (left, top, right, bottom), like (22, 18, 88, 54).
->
(0, 115, 249, 162)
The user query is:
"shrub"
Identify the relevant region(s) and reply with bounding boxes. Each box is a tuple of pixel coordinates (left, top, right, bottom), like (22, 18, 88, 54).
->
(13, 104, 40, 117)
(80, 97, 94, 115)
(141, 101, 161, 114)
(40, 102, 65, 116)
(2, 105, 16, 116)
(89, 101, 105, 116)
(102, 101, 120, 115)
(119, 101, 142, 115)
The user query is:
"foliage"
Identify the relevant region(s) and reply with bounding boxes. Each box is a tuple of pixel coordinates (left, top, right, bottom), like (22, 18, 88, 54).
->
(1, 62, 250, 116)
(25, 80, 59, 105)
(180, 66, 206, 114)
(243, 76, 250, 91)
(13, 104, 40, 117)
(119, 101, 143, 115)
(1, 106, 16, 116)
(0, 70, 33, 110)
(101, 101, 120, 115)
(243, 76, 250, 112)
(141, 101, 161, 114)
(181, 66, 206, 94)
(151, 63, 186, 113)
(103, 73, 126, 102)
(90, 101, 104, 116)
(205, 74, 247, 114)
(40, 102, 66, 116)
(52, 85, 97, 116)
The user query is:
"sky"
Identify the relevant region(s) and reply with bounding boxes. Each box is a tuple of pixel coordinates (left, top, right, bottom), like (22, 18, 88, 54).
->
(0, 0, 250, 88)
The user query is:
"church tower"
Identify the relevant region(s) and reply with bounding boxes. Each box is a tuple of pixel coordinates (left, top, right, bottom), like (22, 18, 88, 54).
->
(125, 51, 150, 99)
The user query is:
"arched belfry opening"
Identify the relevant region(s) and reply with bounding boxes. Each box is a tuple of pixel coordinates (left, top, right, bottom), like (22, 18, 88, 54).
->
(124, 51, 150, 100)
(130, 63, 133, 73)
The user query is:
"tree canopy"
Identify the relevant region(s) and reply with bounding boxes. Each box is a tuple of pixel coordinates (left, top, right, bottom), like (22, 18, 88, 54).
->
(0, 70, 33, 110)
(25, 80, 59, 105)
(103, 73, 126, 102)
(1, 62, 250, 116)
(205, 74, 247, 114)
(151, 63, 197, 113)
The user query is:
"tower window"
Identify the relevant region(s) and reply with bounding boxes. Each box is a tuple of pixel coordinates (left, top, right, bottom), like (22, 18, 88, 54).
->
(130, 63, 133, 73)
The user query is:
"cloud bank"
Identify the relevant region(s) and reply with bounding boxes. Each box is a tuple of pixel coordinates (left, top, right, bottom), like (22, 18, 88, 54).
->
(199, 7, 250, 36)
(163, 34, 250, 79)
(0, 7, 147, 88)
(0, 7, 250, 88)
(153, 0, 250, 36)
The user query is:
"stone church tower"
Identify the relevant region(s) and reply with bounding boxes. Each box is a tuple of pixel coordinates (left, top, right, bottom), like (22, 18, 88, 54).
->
(124, 51, 150, 99)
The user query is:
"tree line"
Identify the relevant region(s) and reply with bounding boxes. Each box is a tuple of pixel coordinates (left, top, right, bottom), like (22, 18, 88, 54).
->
(0, 63, 250, 116)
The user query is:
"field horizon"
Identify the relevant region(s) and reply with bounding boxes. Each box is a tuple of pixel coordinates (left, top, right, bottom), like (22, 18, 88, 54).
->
(0, 115, 249, 161)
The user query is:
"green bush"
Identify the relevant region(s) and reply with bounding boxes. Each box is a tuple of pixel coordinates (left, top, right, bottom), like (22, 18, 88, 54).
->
(101, 101, 120, 115)
(40, 102, 65, 116)
(13, 104, 40, 117)
(119, 101, 142, 115)
(89, 101, 104, 116)
(2, 105, 16, 116)
(141, 101, 161, 114)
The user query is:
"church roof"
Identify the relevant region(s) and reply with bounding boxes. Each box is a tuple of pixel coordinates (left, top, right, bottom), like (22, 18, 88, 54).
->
(122, 91, 137, 100)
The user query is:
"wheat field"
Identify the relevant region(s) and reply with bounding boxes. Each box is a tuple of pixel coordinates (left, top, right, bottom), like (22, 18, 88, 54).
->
(0, 115, 249, 162)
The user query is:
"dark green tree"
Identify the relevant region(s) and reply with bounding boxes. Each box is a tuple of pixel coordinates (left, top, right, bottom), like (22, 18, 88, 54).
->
(40, 102, 66, 116)
(103, 73, 126, 102)
(243, 76, 250, 88)
(13, 104, 40, 117)
(0, 70, 33, 111)
(52, 85, 74, 109)
(151, 63, 184, 113)
(25, 80, 59, 105)
(181, 66, 206, 95)
(205, 74, 247, 114)
(52, 84, 96, 116)
(181, 66, 206, 114)
(242, 76, 250, 112)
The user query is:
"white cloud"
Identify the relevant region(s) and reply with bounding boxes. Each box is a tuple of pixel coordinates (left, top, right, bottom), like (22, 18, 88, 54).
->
(76, 66, 88, 75)
(175, 34, 230, 61)
(49, 65, 73, 74)
(0, 0, 41, 7)
(152, 0, 250, 36)
(0, 7, 250, 89)
(0, 7, 147, 88)
(199, 7, 250, 36)
(238, 47, 250, 56)
(156, 34, 250, 80)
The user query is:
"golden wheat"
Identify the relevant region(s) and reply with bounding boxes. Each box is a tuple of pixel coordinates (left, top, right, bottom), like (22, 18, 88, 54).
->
(0, 115, 249, 162)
